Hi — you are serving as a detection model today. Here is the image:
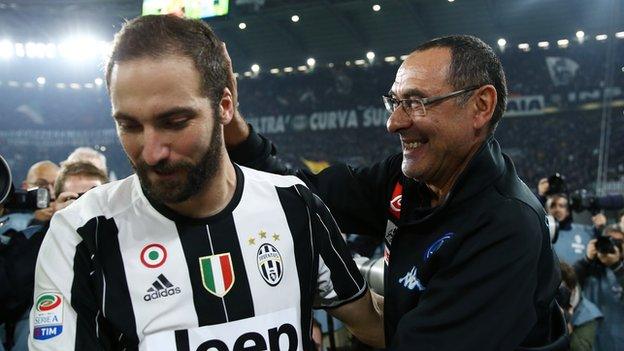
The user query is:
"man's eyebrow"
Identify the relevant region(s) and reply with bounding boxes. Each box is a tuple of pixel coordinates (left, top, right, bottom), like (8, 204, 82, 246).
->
(112, 107, 197, 121)
(388, 88, 429, 99)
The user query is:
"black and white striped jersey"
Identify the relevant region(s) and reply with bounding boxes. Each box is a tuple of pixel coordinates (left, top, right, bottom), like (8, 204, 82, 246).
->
(29, 164, 366, 351)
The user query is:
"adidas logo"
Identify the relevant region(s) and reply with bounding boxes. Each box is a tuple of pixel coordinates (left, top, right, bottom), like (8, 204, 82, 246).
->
(143, 274, 182, 302)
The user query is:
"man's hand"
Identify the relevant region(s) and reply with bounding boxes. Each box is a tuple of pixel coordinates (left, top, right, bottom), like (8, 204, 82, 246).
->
(537, 178, 549, 197)
(52, 191, 80, 213)
(586, 239, 598, 261)
(327, 290, 385, 348)
(592, 213, 607, 230)
(33, 207, 54, 223)
(597, 245, 621, 267)
(221, 42, 250, 148)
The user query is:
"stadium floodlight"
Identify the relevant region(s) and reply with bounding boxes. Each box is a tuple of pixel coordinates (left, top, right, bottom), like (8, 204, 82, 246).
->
(84, 83, 94, 89)
(0, 40, 13, 59)
(99, 41, 112, 58)
(328, 62, 334, 68)
(297, 65, 307, 71)
(45, 43, 57, 58)
(576, 31, 585, 40)
(518, 43, 530, 51)
(36, 77, 46, 85)
(595, 34, 608, 41)
(8, 81, 19, 87)
(269, 68, 279, 74)
(14, 43, 25, 57)
(291, 15, 300, 23)
(56, 83, 66, 89)
(307, 57, 316, 67)
(94, 78, 103, 86)
(283, 67, 294, 72)
(372, 4, 381, 12)
(537, 41, 549, 49)
(233, 73, 239, 78)
(400, 55, 408, 60)
(251, 64, 260, 73)
(244, 71, 252, 77)
(616, 31, 624, 39)
(384, 56, 397, 62)
(354, 59, 366, 66)
(366, 51, 375, 61)
(26, 42, 46, 58)
(70, 83, 81, 90)
(23, 82, 34, 88)
(448, 0, 454, 2)
(557, 39, 569, 48)
(345, 61, 351, 66)
(59, 36, 100, 60)
(497, 38, 507, 48)
(238, 22, 247, 30)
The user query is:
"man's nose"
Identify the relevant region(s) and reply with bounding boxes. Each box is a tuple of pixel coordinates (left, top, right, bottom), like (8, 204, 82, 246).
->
(142, 129, 171, 166)
(386, 107, 413, 134)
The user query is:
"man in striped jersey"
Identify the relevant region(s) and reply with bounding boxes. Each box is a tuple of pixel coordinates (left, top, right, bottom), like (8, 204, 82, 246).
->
(29, 15, 384, 351)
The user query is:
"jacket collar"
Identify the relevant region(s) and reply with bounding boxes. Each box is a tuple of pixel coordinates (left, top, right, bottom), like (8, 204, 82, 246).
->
(402, 136, 506, 226)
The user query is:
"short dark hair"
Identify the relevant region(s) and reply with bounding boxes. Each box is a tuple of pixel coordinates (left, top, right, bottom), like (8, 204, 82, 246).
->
(54, 161, 109, 198)
(105, 14, 229, 106)
(559, 260, 577, 289)
(414, 35, 507, 134)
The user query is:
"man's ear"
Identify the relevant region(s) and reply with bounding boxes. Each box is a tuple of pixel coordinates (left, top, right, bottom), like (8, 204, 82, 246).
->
(472, 85, 497, 131)
(218, 87, 234, 125)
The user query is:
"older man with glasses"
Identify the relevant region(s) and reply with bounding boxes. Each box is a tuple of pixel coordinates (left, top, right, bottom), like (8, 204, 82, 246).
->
(226, 35, 565, 350)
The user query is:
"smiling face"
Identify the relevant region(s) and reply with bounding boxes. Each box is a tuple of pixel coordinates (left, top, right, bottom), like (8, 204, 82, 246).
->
(386, 47, 483, 188)
(109, 54, 225, 204)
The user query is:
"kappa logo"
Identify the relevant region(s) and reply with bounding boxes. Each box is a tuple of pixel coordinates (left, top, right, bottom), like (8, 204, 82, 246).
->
(143, 274, 181, 301)
(399, 266, 425, 291)
(199, 253, 235, 298)
(423, 232, 455, 261)
(140, 243, 167, 269)
(257, 243, 284, 286)
(33, 293, 64, 340)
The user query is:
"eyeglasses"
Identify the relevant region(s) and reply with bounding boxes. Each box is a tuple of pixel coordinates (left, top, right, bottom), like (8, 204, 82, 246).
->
(382, 85, 481, 116)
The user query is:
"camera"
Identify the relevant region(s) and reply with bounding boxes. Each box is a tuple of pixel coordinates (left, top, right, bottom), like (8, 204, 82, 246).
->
(545, 173, 567, 196)
(595, 236, 621, 255)
(569, 189, 624, 213)
(0, 155, 51, 211)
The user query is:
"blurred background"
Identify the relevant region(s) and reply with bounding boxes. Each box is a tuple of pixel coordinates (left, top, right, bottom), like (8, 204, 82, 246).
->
(0, 0, 621, 195)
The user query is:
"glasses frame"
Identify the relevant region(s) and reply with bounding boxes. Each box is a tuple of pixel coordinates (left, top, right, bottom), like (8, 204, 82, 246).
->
(382, 85, 481, 116)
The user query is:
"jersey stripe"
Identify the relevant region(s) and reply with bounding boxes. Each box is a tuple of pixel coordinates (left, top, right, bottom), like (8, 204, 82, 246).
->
(75, 216, 139, 348)
(207, 214, 255, 322)
(176, 222, 228, 326)
(276, 186, 316, 350)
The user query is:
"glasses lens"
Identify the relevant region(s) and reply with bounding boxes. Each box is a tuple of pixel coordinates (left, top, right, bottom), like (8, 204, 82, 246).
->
(382, 96, 396, 113)
(413, 100, 426, 116)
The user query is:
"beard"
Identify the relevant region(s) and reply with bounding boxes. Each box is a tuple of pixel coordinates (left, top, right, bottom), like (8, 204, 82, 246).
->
(132, 117, 223, 204)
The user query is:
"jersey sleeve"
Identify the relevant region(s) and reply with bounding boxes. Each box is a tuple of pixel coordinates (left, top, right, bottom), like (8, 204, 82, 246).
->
(295, 186, 367, 309)
(29, 212, 100, 351)
(230, 125, 403, 237)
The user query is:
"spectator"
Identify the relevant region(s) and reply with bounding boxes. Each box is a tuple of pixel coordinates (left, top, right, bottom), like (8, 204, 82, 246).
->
(559, 261, 602, 351)
(574, 225, 624, 350)
(61, 147, 108, 174)
(1, 161, 107, 351)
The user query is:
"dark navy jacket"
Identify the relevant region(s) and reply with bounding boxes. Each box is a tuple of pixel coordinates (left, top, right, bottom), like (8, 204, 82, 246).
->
(231, 128, 563, 350)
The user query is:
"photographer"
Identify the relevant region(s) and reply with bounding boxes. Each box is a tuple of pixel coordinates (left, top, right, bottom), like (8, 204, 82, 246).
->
(0, 161, 107, 351)
(548, 193, 602, 265)
(0, 161, 59, 237)
(573, 228, 624, 350)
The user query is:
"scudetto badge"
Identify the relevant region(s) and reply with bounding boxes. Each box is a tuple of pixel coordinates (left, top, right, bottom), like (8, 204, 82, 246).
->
(257, 243, 283, 286)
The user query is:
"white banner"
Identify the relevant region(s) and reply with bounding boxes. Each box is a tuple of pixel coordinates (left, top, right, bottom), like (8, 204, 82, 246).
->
(505, 95, 545, 117)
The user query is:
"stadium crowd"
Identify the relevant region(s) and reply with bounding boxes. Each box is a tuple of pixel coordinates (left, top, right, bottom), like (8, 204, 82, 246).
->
(0, 30, 623, 350)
